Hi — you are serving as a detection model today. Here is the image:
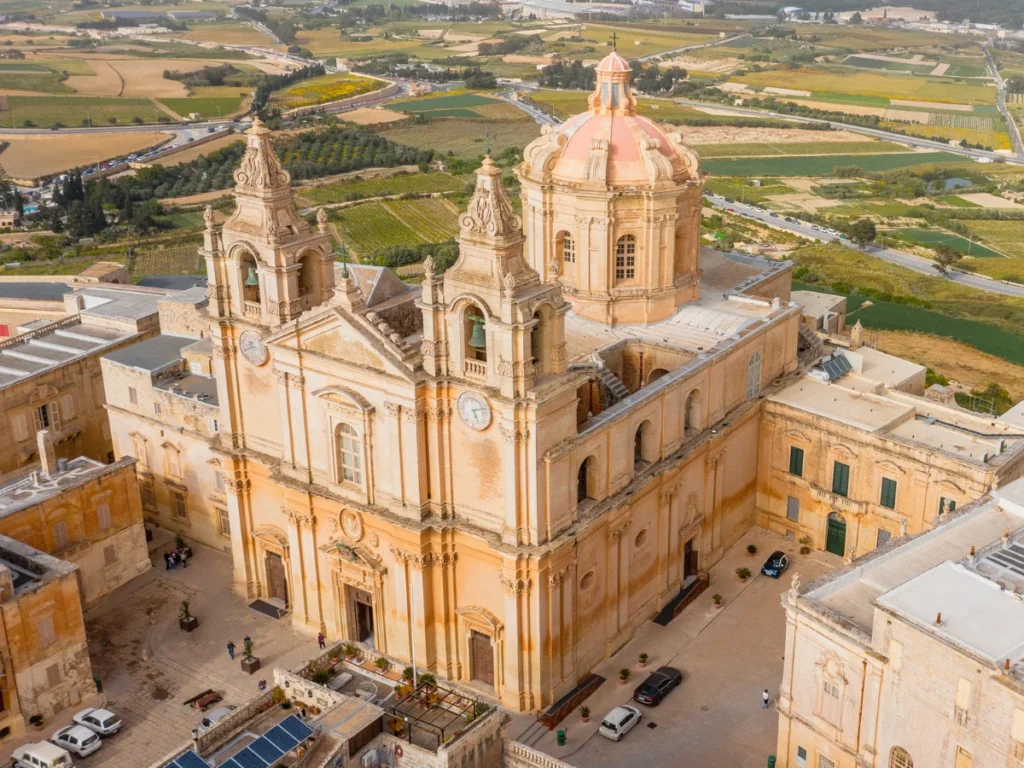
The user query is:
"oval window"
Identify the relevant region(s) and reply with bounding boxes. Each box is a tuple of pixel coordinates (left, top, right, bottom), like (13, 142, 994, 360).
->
(579, 570, 595, 591)
(634, 529, 648, 549)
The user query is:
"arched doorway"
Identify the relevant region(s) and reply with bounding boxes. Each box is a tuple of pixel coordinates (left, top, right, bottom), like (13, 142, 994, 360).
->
(577, 456, 594, 504)
(647, 368, 669, 385)
(826, 512, 847, 556)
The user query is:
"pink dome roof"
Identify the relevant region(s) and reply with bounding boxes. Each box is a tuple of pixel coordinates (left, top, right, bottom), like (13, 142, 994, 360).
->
(595, 51, 631, 73)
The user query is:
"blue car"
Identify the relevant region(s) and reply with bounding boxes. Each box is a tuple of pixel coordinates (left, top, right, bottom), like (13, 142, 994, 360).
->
(761, 550, 789, 578)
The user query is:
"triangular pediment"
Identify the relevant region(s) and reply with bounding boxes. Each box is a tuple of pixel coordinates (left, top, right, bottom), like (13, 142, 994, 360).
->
(268, 306, 414, 380)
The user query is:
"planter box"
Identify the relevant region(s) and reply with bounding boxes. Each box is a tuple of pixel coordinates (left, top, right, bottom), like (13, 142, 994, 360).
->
(180, 616, 199, 632)
(241, 657, 261, 675)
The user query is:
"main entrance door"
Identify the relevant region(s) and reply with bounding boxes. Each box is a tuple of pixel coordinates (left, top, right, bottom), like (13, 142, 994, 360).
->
(350, 587, 375, 648)
(684, 538, 699, 580)
(826, 514, 847, 557)
(265, 552, 288, 604)
(470, 631, 494, 687)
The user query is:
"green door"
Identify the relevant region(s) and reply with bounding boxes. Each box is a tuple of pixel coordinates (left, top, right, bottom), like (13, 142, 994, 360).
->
(826, 516, 847, 556)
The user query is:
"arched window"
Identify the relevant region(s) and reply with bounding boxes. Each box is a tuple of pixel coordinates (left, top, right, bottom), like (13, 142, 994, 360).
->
(240, 252, 260, 305)
(337, 423, 363, 484)
(647, 368, 669, 385)
(577, 457, 592, 504)
(746, 351, 762, 399)
(463, 303, 487, 374)
(634, 420, 652, 469)
(684, 389, 701, 435)
(298, 251, 321, 310)
(615, 235, 636, 281)
(889, 747, 913, 768)
(558, 232, 575, 265)
(531, 307, 550, 375)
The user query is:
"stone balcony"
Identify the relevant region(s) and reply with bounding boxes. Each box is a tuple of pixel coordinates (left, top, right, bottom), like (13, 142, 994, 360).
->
(809, 483, 867, 516)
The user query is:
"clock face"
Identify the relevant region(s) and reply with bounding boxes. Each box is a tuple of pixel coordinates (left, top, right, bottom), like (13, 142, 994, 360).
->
(239, 330, 268, 366)
(457, 391, 491, 431)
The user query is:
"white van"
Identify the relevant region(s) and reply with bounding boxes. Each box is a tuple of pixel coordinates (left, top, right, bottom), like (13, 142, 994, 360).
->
(12, 741, 74, 768)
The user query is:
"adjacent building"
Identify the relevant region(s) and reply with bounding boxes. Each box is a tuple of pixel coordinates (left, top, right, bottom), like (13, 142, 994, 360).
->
(776, 477, 1024, 768)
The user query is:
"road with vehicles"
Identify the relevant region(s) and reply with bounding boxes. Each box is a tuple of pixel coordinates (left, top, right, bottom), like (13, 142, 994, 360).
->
(983, 43, 1024, 160)
(635, 32, 752, 62)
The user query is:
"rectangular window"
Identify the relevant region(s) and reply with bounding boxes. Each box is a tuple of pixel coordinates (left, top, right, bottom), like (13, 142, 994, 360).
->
(103, 545, 117, 566)
(153, 402, 161, 416)
(37, 616, 55, 648)
(140, 481, 156, 510)
(880, 477, 897, 509)
(818, 756, 835, 768)
(190, 361, 203, 375)
(940, 496, 957, 515)
(52, 520, 68, 550)
(786, 496, 800, 522)
(214, 471, 226, 493)
(789, 446, 804, 477)
(832, 461, 850, 497)
(33, 402, 61, 433)
(219, 508, 231, 537)
(796, 747, 807, 768)
(45, 663, 61, 689)
(171, 491, 187, 520)
(876, 528, 892, 547)
(128, 386, 137, 405)
(96, 503, 111, 531)
(209, 417, 219, 433)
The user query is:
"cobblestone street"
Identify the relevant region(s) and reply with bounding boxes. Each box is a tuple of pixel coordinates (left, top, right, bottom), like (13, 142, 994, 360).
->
(0, 534, 317, 768)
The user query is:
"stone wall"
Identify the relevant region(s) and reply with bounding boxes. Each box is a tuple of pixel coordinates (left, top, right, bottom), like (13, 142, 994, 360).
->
(502, 740, 577, 768)
(192, 688, 276, 755)
(274, 668, 348, 713)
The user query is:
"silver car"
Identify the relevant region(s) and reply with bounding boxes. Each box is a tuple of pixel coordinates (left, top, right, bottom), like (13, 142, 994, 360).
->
(51, 724, 102, 758)
(73, 707, 122, 736)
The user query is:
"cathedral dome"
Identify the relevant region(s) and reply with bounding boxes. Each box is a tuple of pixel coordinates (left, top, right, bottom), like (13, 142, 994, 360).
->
(521, 51, 700, 188)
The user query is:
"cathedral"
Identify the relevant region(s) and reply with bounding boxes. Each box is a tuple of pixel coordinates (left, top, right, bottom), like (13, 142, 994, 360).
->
(105, 52, 804, 713)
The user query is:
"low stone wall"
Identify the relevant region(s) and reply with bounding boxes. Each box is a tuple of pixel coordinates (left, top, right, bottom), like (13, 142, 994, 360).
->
(274, 668, 348, 713)
(192, 688, 275, 755)
(503, 740, 578, 768)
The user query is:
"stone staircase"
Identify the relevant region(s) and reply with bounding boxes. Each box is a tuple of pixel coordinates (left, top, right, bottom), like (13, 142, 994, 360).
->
(596, 366, 629, 404)
(797, 323, 824, 362)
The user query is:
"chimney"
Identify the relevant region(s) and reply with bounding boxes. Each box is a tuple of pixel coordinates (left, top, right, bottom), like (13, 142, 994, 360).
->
(37, 429, 57, 477)
(0, 565, 13, 602)
(935, 612, 942, 625)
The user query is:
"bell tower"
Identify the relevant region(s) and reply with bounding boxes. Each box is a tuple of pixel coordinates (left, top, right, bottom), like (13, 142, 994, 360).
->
(420, 157, 569, 399)
(201, 117, 334, 327)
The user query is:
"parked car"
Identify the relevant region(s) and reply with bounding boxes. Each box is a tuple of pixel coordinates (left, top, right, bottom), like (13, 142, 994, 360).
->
(598, 705, 642, 742)
(198, 705, 235, 735)
(51, 725, 101, 758)
(12, 741, 74, 768)
(761, 550, 789, 578)
(73, 707, 122, 736)
(632, 666, 683, 706)
(769, 212, 779, 218)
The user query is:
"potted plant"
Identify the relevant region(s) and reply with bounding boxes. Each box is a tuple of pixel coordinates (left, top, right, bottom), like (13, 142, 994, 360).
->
(401, 666, 414, 683)
(241, 636, 260, 674)
(747, 544, 758, 555)
(374, 657, 390, 674)
(638, 652, 649, 668)
(580, 705, 591, 723)
(175, 533, 193, 559)
(396, 683, 412, 698)
(179, 600, 198, 632)
(420, 673, 437, 687)
(736, 566, 752, 582)
(341, 642, 359, 660)
(28, 714, 43, 731)
(799, 536, 812, 555)
(389, 717, 405, 736)
(619, 668, 631, 684)
(712, 593, 724, 610)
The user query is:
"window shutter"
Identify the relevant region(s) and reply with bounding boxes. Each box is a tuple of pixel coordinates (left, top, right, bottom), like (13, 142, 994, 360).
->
(103, 545, 117, 566)
(49, 401, 61, 432)
(52, 520, 68, 549)
(11, 413, 28, 443)
(97, 503, 111, 531)
(37, 616, 55, 647)
(32, 407, 43, 433)
(786, 496, 800, 522)
(60, 394, 74, 421)
(46, 663, 61, 688)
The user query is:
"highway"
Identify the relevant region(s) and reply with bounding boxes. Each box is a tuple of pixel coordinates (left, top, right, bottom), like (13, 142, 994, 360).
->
(635, 32, 751, 62)
(984, 43, 1024, 159)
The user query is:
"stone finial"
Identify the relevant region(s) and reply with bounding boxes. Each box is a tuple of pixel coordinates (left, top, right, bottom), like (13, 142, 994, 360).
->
(203, 204, 215, 228)
(459, 156, 521, 238)
(423, 254, 435, 280)
(234, 116, 290, 192)
(37, 429, 57, 477)
(850, 319, 864, 350)
(316, 207, 328, 234)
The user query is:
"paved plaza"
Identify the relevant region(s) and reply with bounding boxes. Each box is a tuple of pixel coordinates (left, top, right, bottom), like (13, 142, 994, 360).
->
(0, 531, 317, 768)
(509, 529, 840, 768)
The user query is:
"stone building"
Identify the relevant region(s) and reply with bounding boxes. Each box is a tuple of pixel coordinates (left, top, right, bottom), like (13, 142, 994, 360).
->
(775, 477, 1024, 768)
(0, 534, 97, 741)
(0, 283, 167, 475)
(757, 340, 1024, 560)
(103, 58, 803, 714)
(0, 431, 150, 606)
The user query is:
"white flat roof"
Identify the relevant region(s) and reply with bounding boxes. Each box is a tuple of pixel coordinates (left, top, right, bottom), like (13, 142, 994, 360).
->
(769, 377, 912, 432)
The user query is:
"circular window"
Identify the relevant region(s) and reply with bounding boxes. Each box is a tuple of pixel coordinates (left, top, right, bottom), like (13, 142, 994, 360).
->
(634, 529, 648, 549)
(579, 570, 595, 591)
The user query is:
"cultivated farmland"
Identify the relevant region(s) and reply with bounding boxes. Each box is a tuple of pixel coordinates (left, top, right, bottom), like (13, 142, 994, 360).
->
(298, 171, 470, 206)
(271, 73, 379, 110)
(0, 131, 170, 178)
(700, 152, 963, 177)
(332, 198, 458, 256)
(888, 228, 1004, 259)
(2, 95, 167, 127)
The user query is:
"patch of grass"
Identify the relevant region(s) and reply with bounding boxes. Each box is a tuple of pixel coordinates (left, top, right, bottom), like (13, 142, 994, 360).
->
(390, 93, 498, 113)
(1, 95, 167, 127)
(962, 220, 1024, 259)
(299, 171, 470, 206)
(700, 151, 962, 177)
(937, 195, 981, 208)
(0, 71, 72, 93)
(332, 197, 458, 256)
(271, 73, 379, 110)
(878, 120, 1011, 151)
(159, 95, 245, 120)
(841, 55, 937, 76)
(888, 228, 1004, 258)
(375, 117, 540, 160)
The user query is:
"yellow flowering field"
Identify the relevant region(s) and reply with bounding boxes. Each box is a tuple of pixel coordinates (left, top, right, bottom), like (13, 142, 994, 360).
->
(273, 74, 379, 109)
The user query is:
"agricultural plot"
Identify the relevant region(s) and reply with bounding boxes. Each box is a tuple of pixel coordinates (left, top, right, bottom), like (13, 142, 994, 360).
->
(299, 171, 470, 205)
(888, 228, 1004, 258)
(2, 95, 167, 127)
(377, 118, 541, 160)
(386, 198, 459, 242)
(962, 221, 1024, 259)
(700, 151, 963, 177)
(159, 93, 247, 119)
(330, 201, 423, 255)
(841, 55, 936, 76)
(271, 73, 379, 110)
(0, 131, 169, 178)
(696, 141, 905, 158)
(389, 93, 500, 117)
(181, 22, 275, 47)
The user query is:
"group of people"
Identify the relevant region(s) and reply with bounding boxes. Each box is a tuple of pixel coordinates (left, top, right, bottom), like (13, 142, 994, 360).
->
(163, 548, 189, 570)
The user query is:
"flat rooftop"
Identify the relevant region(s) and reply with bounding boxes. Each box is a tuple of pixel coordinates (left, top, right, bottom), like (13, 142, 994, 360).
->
(0, 456, 133, 518)
(0, 282, 72, 301)
(103, 334, 196, 373)
(72, 286, 164, 323)
(0, 318, 137, 389)
(792, 289, 845, 320)
(156, 372, 219, 408)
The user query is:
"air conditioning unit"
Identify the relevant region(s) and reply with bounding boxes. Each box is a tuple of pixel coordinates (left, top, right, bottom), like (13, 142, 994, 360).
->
(361, 749, 378, 768)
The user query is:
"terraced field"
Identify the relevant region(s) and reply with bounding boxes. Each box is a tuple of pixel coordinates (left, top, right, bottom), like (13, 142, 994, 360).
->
(888, 228, 1004, 258)
(299, 171, 470, 206)
(696, 141, 906, 158)
(962, 220, 1024, 259)
(2, 95, 167, 127)
(700, 151, 963, 177)
(331, 198, 459, 256)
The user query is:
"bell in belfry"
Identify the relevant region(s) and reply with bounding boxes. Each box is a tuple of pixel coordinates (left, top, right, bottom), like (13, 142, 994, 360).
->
(468, 315, 486, 349)
(245, 264, 259, 287)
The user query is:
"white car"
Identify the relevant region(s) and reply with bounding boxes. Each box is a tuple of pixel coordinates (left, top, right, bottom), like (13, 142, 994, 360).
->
(598, 705, 642, 742)
(51, 725, 101, 758)
(73, 707, 122, 736)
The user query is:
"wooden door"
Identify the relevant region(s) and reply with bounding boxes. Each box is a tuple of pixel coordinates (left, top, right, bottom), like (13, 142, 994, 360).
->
(826, 516, 847, 557)
(265, 552, 288, 604)
(470, 631, 494, 687)
(684, 538, 699, 579)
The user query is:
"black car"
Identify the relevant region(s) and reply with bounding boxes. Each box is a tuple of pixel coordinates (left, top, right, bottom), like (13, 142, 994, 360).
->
(761, 550, 789, 578)
(632, 666, 683, 706)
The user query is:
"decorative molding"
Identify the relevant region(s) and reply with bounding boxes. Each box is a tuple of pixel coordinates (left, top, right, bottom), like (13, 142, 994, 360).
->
(610, 519, 633, 542)
(284, 508, 315, 529)
(502, 577, 531, 596)
(460, 156, 522, 237)
(500, 425, 530, 444)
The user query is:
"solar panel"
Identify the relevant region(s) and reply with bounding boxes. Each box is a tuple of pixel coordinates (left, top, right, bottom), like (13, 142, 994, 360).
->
(280, 715, 314, 742)
(231, 747, 268, 768)
(821, 354, 853, 381)
(168, 751, 210, 768)
(250, 737, 284, 763)
(265, 725, 295, 752)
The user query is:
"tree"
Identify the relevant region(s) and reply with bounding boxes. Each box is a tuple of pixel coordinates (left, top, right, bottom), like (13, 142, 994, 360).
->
(850, 11, 863, 24)
(933, 243, 962, 275)
(847, 218, 876, 246)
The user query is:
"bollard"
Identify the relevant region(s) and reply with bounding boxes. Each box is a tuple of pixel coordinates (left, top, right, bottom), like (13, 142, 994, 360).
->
(767, 756, 776, 768)
(556, 729, 566, 746)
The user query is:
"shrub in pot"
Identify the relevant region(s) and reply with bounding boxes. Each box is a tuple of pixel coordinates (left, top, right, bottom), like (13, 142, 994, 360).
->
(736, 566, 752, 581)
(638, 652, 649, 668)
(712, 593, 723, 609)
(179, 600, 198, 632)
(241, 636, 261, 674)
(747, 544, 758, 555)
(619, 668, 631, 683)
(374, 657, 390, 673)
(580, 706, 590, 723)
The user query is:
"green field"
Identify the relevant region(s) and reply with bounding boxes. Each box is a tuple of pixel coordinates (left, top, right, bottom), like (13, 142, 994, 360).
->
(696, 141, 905, 158)
(1, 95, 167, 127)
(842, 55, 936, 76)
(389, 93, 499, 119)
(889, 228, 1004, 258)
(700, 152, 963, 177)
(158, 95, 246, 120)
(377, 117, 540, 160)
(298, 171, 470, 206)
(332, 197, 458, 256)
(0, 71, 71, 93)
(962, 220, 1024, 259)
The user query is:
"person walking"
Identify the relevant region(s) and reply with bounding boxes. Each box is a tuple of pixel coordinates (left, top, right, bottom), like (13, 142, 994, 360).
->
(227, 641, 236, 660)
(164, 552, 171, 571)
(762, 689, 771, 709)
(180, 549, 188, 569)
(317, 632, 325, 650)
